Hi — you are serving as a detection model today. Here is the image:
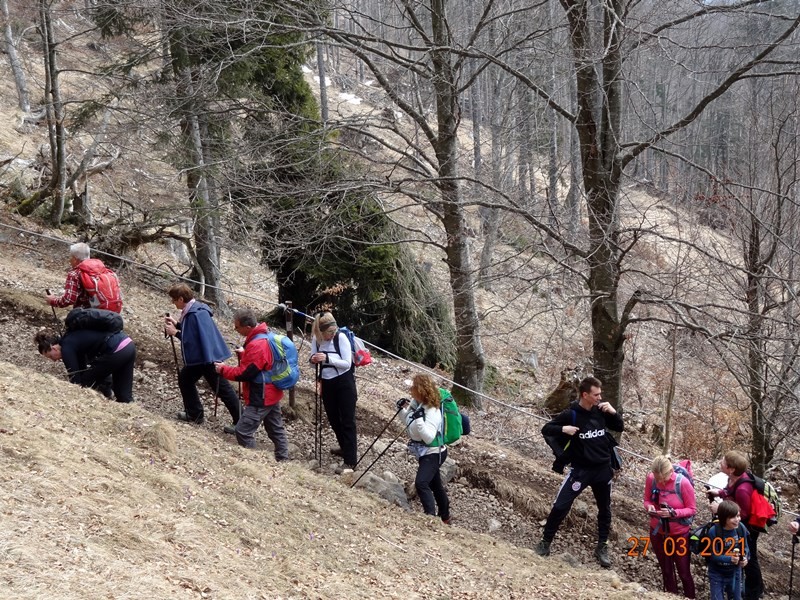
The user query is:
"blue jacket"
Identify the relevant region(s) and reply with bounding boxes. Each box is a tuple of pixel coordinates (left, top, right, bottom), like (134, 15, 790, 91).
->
(707, 522, 750, 572)
(176, 301, 231, 365)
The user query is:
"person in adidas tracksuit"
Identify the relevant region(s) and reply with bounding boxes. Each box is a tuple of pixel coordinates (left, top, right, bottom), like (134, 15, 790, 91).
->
(535, 376, 624, 568)
(397, 373, 450, 524)
(214, 309, 289, 461)
(310, 311, 358, 472)
(644, 455, 697, 598)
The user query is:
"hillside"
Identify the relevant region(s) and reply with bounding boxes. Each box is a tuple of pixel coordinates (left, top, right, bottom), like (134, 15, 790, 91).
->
(1, 213, 798, 599)
(0, 3, 798, 597)
(0, 357, 670, 600)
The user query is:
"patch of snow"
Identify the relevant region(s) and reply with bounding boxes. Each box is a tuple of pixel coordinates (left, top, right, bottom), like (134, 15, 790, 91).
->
(338, 92, 362, 105)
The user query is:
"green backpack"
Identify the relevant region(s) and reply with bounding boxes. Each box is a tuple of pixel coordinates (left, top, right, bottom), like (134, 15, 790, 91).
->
(426, 388, 463, 447)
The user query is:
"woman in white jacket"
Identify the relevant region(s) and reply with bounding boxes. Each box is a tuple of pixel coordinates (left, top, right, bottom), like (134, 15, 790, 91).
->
(399, 374, 450, 524)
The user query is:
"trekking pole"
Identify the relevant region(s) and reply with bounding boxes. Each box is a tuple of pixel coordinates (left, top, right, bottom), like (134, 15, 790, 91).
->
(236, 352, 242, 422)
(351, 423, 409, 488)
(213, 373, 220, 418)
(314, 363, 322, 467)
(354, 406, 404, 469)
(790, 533, 798, 600)
(165, 312, 180, 382)
(45, 289, 63, 336)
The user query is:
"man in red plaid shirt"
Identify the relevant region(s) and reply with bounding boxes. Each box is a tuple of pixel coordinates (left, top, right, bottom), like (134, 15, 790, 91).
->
(46, 242, 94, 309)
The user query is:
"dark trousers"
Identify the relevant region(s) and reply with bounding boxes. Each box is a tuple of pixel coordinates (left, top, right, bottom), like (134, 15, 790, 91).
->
(86, 343, 137, 403)
(743, 528, 762, 599)
(321, 371, 358, 465)
(416, 449, 449, 520)
(542, 464, 613, 542)
(235, 403, 289, 460)
(178, 363, 240, 423)
(652, 531, 696, 598)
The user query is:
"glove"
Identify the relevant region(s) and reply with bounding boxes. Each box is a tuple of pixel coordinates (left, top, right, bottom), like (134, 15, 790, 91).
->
(396, 397, 411, 410)
(410, 406, 425, 421)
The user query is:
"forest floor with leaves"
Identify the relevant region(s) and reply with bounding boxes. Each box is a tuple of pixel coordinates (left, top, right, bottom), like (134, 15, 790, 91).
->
(0, 213, 797, 599)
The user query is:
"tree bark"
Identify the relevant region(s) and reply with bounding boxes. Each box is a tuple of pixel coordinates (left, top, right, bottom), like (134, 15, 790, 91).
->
(431, 0, 485, 407)
(1, 0, 30, 113)
(39, 0, 66, 225)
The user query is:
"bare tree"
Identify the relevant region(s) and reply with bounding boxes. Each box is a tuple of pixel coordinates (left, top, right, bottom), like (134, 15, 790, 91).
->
(1, 0, 30, 113)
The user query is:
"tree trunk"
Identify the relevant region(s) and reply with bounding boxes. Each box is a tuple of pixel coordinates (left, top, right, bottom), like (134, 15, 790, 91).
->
(316, 41, 328, 122)
(1, 0, 30, 112)
(39, 0, 66, 225)
(431, 0, 485, 407)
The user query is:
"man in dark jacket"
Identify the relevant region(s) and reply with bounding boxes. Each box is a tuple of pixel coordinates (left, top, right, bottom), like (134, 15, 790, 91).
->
(164, 283, 239, 431)
(214, 309, 289, 461)
(535, 376, 624, 568)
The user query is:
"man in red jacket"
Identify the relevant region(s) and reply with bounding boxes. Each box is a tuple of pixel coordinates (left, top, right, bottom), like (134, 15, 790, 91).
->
(214, 308, 289, 461)
(46, 242, 122, 312)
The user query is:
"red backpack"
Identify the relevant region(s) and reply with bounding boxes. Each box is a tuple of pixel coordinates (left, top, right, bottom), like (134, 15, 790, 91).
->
(77, 259, 123, 313)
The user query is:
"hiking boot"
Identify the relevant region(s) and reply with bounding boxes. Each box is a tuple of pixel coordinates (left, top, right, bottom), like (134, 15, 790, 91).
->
(176, 411, 204, 424)
(534, 539, 551, 557)
(223, 425, 236, 435)
(441, 516, 451, 525)
(595, 542, 611, 568)
(329, 446, 343, 457)
(334, 463, 356, 474)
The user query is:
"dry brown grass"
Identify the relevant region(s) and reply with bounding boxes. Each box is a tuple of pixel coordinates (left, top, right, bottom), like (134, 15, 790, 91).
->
(0, 360, 679, 600)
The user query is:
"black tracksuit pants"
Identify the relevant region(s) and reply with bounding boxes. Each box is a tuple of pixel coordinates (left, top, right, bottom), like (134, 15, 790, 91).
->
(542, 463, 614, 543)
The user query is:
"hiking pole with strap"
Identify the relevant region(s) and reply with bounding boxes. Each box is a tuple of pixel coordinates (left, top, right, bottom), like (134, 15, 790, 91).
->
(354, 406, 404, 469)
(45, 289, 63, 336)
(791, 533, 799, 600)
(351, 422, 409, 488)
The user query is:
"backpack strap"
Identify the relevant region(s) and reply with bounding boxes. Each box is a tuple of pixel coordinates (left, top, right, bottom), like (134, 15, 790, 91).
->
(248, 333, 273, 382)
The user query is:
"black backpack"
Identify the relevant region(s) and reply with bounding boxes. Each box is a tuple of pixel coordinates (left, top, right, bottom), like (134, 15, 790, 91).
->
(542, 405, 577, 470)
(65, 307, 124, 334)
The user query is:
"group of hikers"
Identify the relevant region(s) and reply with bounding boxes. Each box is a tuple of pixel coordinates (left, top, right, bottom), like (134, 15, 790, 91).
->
(36, 243, 452, 522)
(34, 243, 800, 599)
(536, 378, 799, 600)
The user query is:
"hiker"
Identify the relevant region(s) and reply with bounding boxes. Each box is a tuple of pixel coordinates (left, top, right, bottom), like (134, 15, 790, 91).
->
(535, 376, 624, 568)
(34, 326, 136, 403)
(310, 311, 358, 473)
(213, 309, 289, 462)
(163, 283, 239, 432)
(706, 500, 750, 600)
(46, 242, 122, 312)
(644, 455, 697, 598)
(708, 451, 762, 600)
(397, 374, 451, 524)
